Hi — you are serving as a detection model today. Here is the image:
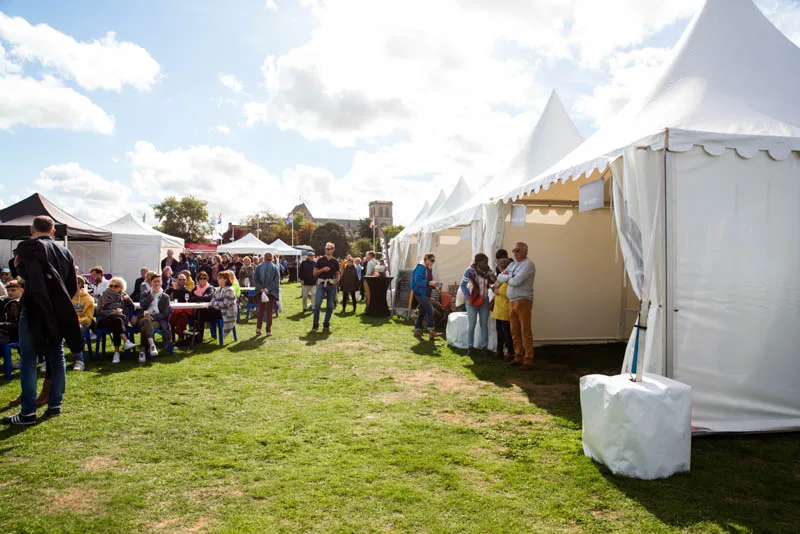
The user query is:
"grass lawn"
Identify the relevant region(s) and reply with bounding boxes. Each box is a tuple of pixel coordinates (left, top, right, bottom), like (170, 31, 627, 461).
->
(1, 283, 798, 533)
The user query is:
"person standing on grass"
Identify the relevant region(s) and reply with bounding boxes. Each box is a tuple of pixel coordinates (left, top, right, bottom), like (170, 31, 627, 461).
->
(339, 256, 360, 313)
(411, 253, 441, 339)
(254, 252, 280, 337)
(491, 258, 514, 361)
(299, 252, 317, 311)
(312, 242, 339, 332)
(460, 253, 496, 355)
(3, 216, 82, 426)
(498, 242, 535, 370)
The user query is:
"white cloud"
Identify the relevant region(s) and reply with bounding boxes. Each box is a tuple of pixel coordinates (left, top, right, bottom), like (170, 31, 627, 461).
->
(0, 12, 160, 92)
(34, 163, 143, 225)
(758, 0, 800, 45)
(219, 73, 244, 93)
(111, 157, 120, 164)
(266, 0, 279, 12)
(0, 74, 114, 133)
(215, 125, 231, 134)
(129, 141, 288, 225)
(573, 47, 672, 127)
(0, 42, 21, 74)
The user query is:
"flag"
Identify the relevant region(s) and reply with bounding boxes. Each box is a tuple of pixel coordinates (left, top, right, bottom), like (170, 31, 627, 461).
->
(217, 213, 222, 225)
(369, 218, 375, 228)
(286, 212, 294, 225)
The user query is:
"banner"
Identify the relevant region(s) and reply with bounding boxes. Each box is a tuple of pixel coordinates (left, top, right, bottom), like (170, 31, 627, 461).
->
(510, 205, 526, 227)
(376, 226, 390, 273)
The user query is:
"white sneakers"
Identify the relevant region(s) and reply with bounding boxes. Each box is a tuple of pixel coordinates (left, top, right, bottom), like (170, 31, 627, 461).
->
(122, 339, 136, 351)
(112, 352, 121, 364)
(138, 352, 146, 363)
(149, 345, 158, 357)
(73, 360, 85, 371)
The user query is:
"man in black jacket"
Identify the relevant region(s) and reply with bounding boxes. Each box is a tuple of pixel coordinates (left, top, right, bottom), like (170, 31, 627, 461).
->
(3, 216, 81, 426)
(298, 252, 317, 311)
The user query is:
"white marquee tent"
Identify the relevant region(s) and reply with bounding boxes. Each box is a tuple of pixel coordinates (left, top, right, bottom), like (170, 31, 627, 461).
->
(103, 214, 184, 285)
(497, 0, 800, 433)
(268, 239, 302, 256)
(218, 233, 274, 255)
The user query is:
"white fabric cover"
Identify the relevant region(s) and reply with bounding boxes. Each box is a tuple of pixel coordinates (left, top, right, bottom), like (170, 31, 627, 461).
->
(218, 232, 275, 255)
(580, 373, 691, 479)
(103, 214, 185, 284)
(446, 312, 497, 350)
(68, 241, 112, 277)
(503, 0, 800, 202)
(267, 238, 301, 256)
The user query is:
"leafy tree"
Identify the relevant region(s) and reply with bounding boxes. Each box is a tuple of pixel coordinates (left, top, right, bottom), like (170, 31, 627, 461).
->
(357, 217, 373, 240)
(238, 210, 317, 246)
(382, 225, 405, 241)
(348, 238, 373, 258)
(152, 196, 214, 243)
(310, 222, 350, 257)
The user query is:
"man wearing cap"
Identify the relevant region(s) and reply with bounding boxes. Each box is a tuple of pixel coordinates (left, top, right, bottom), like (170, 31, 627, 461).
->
(161, 249, 179, 272)
(0, 267, 12, 286)
(298, 252, 317, 312)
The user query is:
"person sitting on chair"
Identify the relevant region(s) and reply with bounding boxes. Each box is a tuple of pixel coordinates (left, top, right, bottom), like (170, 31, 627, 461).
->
(96, 277, 137, 363)
(133, 275, 171, 363)
(195, 271, 236, 342)
(71, 277, 94, 371)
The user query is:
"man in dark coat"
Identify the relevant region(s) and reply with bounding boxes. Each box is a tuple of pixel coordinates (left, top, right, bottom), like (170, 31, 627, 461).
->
(3, 216, 81, 426)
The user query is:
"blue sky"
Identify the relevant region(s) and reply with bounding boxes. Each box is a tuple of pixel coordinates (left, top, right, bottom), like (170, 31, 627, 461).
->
(1, 0, 798, 230)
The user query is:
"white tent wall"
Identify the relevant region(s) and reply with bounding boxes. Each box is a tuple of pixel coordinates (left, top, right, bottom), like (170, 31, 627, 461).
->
(69, 241, 112, 275)
(672, 147, 799, 432)
(502, 202, 636, 344)
(108, 234, 162, 286)
(431, 227, 472, 291)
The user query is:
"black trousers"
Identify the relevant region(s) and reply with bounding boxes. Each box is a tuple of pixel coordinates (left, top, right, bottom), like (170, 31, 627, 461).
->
(341, 292, 357, 310)
(495, 319, 513, 355)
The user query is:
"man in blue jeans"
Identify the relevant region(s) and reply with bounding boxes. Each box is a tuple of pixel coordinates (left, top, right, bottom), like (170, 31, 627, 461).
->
(3, 216, 82, 426)
(312, 242, 340, 332)
(411, 253, 441, 338)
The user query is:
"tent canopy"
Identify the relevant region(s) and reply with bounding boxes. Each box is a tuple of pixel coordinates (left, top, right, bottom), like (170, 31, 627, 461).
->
(103, 214, 184, 249)
(217, 232, 274, 255)
(268, 239, 302, 256)
(0, 193, 112, 241)
(502, 0, 800, 201)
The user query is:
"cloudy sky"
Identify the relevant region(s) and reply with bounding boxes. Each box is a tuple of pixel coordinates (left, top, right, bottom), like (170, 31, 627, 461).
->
(1, 0, 798, 232)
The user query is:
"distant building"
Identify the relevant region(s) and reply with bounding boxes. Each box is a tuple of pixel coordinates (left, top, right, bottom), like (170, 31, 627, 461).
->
(290, 202, 384, 238)
(369, 201, 393, 227)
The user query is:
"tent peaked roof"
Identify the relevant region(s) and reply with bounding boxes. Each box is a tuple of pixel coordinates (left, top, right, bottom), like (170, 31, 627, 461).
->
(268, 238, 301, 256)
(103, 214, 184, 248)
(503, 0, 800, 200)
(499, 90, 584, 189)
(0, 193, 111, 241)
(430, 176, 472, 220)
(217, 232, 273, 254)
(409, 200, 430, 227)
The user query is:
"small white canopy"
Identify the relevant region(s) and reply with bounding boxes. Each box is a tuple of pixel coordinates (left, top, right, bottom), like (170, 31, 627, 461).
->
(103, 214, 184, 284)
(218, 232, 274, 255)
(268, 238, 302, 256)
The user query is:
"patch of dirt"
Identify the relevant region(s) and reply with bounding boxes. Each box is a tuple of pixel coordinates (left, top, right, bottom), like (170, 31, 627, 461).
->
(182, 515, 213, 533)
(435, 410, 548, 427)
(503, 378, 578, 405)
(82, 456, 118, 472)
(149, 516, 182, 532)
(49, 488, 103, 514)
(379, 368, 487, 401)
(327, 341, 372, 351)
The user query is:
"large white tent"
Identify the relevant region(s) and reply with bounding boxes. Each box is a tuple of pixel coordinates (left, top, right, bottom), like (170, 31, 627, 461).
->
(103, 214, 184, 284)
(497, 0, 800, 433)
(268, 239, 302, 256)
(218, 233, 274, 255)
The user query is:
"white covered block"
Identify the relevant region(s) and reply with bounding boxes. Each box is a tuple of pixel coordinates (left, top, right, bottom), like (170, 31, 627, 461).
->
(445, 312, 497, 350)
(580, 373, 691, 479)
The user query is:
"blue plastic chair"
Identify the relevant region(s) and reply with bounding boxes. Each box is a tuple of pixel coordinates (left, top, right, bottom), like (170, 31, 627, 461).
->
(210, 304, 238, 346)
(127, 311, 174, 359)
(2, 342, 20, 380)
(94, 328, 132, 360)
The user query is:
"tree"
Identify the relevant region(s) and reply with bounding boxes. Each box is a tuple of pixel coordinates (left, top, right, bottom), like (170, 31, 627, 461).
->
(382, 225, 405, 241)
(152, 196, 214, 243)
(310, 222, 350, 257)
(348, 238, 372, 258)
(357, 217, 373, 240)
(239, 210, 317, 246)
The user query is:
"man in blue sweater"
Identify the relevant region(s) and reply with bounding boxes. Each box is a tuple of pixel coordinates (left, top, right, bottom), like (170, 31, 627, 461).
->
(253, 251, 281, 336)
(410, 253, 441, 338)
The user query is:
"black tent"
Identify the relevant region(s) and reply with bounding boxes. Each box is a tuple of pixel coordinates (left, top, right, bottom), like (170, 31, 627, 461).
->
(0, 193, 111, 241)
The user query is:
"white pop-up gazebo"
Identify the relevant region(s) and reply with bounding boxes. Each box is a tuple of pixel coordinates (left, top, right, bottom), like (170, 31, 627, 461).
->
(103, 214, 184, 284)
(268, 239, 302, 256)
(498, 0, 800, 433)
(217, 233, 275, 255)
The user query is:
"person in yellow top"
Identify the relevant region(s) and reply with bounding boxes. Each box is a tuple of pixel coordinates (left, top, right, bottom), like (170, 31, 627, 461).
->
(491, 258, 514, 360)
(71, 277, 94, 371)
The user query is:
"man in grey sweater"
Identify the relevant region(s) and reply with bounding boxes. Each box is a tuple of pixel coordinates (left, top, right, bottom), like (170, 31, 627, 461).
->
(497, 242, 535, 369)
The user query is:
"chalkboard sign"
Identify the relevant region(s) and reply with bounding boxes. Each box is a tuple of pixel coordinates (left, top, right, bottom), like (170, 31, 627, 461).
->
(393, 269, 415, 319)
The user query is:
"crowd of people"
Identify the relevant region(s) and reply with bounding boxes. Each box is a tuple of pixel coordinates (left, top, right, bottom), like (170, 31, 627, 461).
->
(1, 214, 533, 426)
(411, 242, 536, 370)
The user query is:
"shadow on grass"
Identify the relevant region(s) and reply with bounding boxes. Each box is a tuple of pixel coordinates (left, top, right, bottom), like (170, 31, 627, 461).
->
(464, 343, 625, 425)
(358, 314, 393, 328)
(226, 336, 267, 353)
(602, 432, 800, 533)
(410, 337, 443, 356)
(298, 331, 331, 346)
(285, 311, 310, 322)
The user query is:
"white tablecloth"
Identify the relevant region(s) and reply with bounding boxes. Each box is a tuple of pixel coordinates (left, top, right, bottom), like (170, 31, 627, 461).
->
(133, 302, 210, 310)
(445, 311, 497, 350)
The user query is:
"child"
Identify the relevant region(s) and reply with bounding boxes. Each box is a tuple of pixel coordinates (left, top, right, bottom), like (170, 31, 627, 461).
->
(491, 258, 514, 361)
(72, 277, 94, 371)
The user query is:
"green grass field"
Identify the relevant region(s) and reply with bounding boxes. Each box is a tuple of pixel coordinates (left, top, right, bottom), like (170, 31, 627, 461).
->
(1, 283, 798, 533)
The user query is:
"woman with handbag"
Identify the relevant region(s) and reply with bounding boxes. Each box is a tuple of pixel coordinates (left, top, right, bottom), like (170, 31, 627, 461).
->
(460, 253, 496, 355)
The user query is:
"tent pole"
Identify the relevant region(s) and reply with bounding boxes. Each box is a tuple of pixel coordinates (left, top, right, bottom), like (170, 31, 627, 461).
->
(664, 130, 675, 378)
